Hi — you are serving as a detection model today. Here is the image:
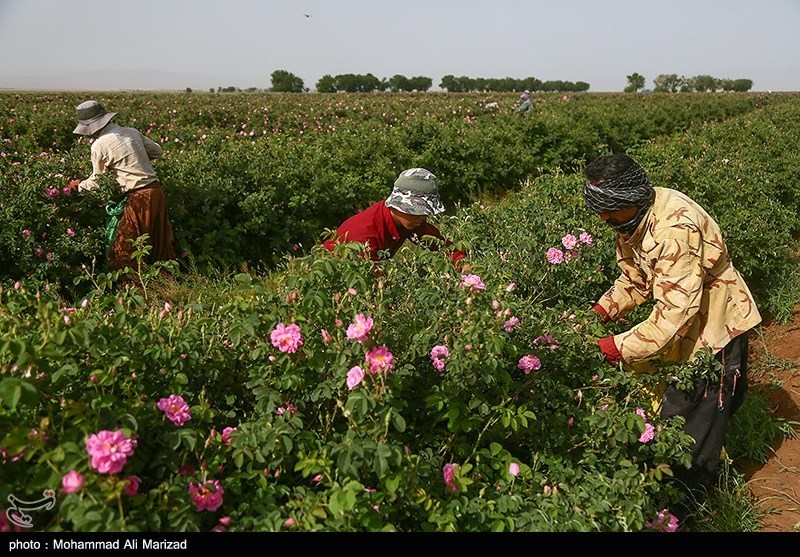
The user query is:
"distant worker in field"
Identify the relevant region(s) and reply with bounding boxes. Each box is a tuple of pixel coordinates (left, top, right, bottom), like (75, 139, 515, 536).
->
(514, 90, 532, 112)
(323, 168, 467, 270)
(68, 100, 176, 273)
(584, 153, 762, 506)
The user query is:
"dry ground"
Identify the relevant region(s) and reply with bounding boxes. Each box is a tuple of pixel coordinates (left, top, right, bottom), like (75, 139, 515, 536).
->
(742, 304, 800, 532)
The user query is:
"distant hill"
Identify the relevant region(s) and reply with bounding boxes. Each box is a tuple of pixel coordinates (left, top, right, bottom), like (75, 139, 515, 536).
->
(0, 69, 261, 92)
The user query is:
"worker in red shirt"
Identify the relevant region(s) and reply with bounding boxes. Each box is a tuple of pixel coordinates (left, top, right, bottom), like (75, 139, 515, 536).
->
(323, 168, 467, 269)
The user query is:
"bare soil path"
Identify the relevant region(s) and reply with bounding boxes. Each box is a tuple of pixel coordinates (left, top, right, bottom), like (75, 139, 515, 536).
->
(743, 304, 800, 532)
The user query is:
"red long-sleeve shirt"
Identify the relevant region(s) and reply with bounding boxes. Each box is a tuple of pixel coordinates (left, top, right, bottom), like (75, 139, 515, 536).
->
(323, 200, 466, 266)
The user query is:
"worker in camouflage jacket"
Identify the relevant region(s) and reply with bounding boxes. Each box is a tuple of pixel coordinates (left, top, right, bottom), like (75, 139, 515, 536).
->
(583, 153, 762, 499)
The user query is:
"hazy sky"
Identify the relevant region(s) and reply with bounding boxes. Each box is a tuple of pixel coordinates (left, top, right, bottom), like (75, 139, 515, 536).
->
(1, 0, 799, 92)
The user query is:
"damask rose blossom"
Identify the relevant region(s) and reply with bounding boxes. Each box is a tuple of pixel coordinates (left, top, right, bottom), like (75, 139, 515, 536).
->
(347, 365, 365, 389)
(85, 429, 136, 474)
(270, 323, 304, 353)
(430, 345, 450, 372)
(365, 345, 394, 375)
(534, 334, 558, 350)
(646, 508, 679, 532)
(508, 462, 520, 477)
(443, 463, 459, 492)
(546, 247, 564, 265)
(579, 232, 593, 245)
(561, 234, 578, 250)
(61, 470, 85, 493)
(639, 422, 656, 443)
(517, 354, 542, 374)
(189, 479, 224, 512)
(346, 314, 373, 343)
(636, 408, 655, 442)
(158, 394, 192, 426)
(124, 475, 142, 496)
(459, 274, 485, 291)
(503, 317, 520, 332)
(221, 427, 236, 446)
(320, 329, 332, 344)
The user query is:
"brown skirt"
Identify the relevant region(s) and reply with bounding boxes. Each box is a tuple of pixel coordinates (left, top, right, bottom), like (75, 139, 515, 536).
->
(108, 182, 176, 271)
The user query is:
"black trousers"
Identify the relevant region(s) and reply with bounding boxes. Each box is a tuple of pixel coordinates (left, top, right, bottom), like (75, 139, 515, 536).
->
(660, 331, 750, 492)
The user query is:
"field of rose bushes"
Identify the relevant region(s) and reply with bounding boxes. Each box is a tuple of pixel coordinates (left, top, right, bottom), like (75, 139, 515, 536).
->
(1, 91, 799, 532)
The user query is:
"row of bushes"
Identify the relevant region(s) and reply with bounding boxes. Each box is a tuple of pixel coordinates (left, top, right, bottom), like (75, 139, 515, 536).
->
(1, 95, 798, 531)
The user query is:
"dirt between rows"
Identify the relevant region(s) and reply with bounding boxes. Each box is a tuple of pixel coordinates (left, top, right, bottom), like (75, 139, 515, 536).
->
(742, 304, 800, 532)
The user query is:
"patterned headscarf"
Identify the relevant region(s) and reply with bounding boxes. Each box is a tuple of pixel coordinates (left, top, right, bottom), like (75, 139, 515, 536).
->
(582, 162, 655, 235)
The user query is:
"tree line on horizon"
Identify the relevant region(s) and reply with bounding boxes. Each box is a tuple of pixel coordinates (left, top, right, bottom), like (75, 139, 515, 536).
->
(626, 72, 753, 93)
(195, 70, 753, 94)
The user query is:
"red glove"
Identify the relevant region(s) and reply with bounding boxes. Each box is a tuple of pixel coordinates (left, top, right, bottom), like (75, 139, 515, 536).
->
(591, 303, 610, 322)
(598, 336, 624, 366)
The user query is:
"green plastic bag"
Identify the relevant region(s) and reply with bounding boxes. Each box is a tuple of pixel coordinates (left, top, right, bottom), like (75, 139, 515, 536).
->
(104, 198, 126, 255)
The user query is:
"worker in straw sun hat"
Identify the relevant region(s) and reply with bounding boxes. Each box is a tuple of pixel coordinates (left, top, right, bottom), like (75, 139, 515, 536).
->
(323, 167, 467, 270)
(68, 99, 176, 277)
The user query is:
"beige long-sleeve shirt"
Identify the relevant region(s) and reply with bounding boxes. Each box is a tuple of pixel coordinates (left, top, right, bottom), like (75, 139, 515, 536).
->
(77, 123, 163, 193)
(596, 187, 761, 365)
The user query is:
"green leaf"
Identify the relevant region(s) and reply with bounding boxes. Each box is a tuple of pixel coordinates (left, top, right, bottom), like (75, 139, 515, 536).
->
(0, 378, 22, 410)
(392, 413, 406, 433)
(385, 475, 400, 493)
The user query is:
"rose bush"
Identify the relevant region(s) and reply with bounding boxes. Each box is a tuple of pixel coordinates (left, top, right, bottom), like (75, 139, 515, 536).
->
(1, 91, 799, 532)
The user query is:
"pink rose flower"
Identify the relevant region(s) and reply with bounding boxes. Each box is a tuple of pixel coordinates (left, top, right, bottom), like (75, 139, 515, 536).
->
(508, 462, 520, 477)
(459, 274, 485, 291)
(221, 427, 236, 446)
(546, 247, 564, 265)
(534, 334, 558, 350)
(157, 394, 192, 426)
(320, 329, 332, 344)
(85, 429, 136, 474)
(270, 323, 304, 353)
(503, 317, 520, 332)
(430, 345, 450, 372)
(124, 475, 141, 496)
(346, 366, 365, 390)
(579, 232, 593, 245)
(517, 354, 542, 374)
(639, 422, 655, 443)
(189, 479, 224, 512)
(646, 508, 679, 532)
(443, 463, 459, 492)
(561, 234, 578, 250)
(346, 314, 373, 343)
(61, 470, 85, 493)
(365, 345, 394, 375)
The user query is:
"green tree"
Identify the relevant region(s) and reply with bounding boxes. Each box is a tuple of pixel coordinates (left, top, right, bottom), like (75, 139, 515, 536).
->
(316, 74, 338, 93)
(271, 70, 305, 93)
(624, 72, 646, 93)
(692, 75, 719, 92)
(387, 74, 411, 92)
(731, 78, 753, 92)
(653, 74, 684, 93)
(407, 76, 433, 92)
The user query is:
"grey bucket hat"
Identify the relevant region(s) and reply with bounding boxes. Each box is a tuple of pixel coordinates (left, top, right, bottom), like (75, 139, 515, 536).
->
(385, 168, 445, 216)
(73, 100, 116, 135)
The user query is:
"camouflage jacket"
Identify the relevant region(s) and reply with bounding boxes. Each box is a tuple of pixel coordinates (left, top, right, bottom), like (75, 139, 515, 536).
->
(596, 187, 761, 364)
